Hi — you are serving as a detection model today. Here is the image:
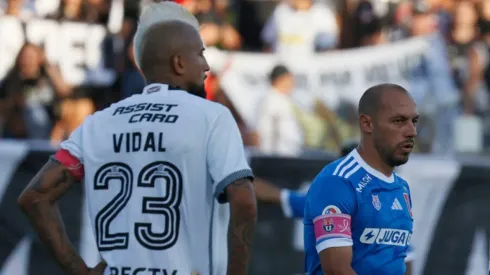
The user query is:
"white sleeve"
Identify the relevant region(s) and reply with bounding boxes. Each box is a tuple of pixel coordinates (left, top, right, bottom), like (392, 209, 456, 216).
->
(207, 108, 254, 203)
(280, 189, 293, 218)
(59, 123, 84, 163)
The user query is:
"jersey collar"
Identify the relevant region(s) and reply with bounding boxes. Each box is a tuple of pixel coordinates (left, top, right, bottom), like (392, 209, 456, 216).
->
(351, 149, 395, 183)
(142, 83, 186, 95)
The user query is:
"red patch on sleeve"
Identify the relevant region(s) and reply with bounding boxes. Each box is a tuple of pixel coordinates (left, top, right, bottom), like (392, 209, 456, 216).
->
(54, 149, 84, 181)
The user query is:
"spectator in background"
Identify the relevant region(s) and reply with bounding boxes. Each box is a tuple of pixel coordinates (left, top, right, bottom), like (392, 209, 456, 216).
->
(257, 65, 303, 156)
(182, 0, 242, 50)
(44, 0, 101, 144)
(426, 0, 453, 39)
(352, 0, 386, 47)
(1, 0, 34, 18)
(261, 0, 339, 56)
(463, 0, 490, 145)
(50, 0, 87, 21)
(409, 1, 459, 154)
(388, 0, 412, 42)
(464, 0, 490, 116)
(119, 41, 145, 99)
(111, 15, 145, 100)
(448, 0, 477, 92)
(0, 43, 71, 139)
(50, 88, 95, 145)
(85, 0, 112, 24)
(212, 86, 260, 147)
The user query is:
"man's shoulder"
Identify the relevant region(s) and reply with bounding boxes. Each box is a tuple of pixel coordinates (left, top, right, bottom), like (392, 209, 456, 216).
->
(310, 157, 359, 191)
(394, 173, 410, 190)
(320, 153, 365, 182)
(172, 93, 231, 118)
(311, 153, 381, 198)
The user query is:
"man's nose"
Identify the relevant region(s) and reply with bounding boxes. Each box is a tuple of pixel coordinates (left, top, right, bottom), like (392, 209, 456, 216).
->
(405, 122, 417, 138)
(203, 59, 210, 72)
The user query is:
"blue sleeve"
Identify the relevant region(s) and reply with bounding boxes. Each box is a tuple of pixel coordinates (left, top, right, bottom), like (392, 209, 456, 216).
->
(280, 189, 306, 218)
(305, 175, 356, 253)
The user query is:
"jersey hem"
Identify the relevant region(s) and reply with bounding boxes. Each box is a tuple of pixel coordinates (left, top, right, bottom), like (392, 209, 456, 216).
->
(214, 169, 254, 203)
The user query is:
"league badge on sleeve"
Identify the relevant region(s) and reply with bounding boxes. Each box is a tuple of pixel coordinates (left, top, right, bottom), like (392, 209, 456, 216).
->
(372, 194, 381, 211)
(322, 205, 342, 215)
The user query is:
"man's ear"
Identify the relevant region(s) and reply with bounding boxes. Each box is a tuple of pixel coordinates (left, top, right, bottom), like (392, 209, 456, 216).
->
(171, 54, 185, 75)
(359, 114, 373, 134)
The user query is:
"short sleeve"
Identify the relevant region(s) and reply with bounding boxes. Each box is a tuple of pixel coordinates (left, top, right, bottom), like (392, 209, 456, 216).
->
(207, 108, 254, 203)
(280, 189, 306, 219)
(52, 124, 85, 181)
(59, 123, 84, 162)
(305, 175, 356, 253)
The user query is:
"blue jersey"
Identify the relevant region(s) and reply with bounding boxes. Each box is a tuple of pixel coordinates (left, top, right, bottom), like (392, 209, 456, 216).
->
(304, 149, 413, 275)
(280, 189, 306, 218)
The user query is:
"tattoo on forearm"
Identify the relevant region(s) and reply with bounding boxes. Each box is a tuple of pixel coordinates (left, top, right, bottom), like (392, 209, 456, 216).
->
(19, 160, 88, 275)
(227, 179, 256, 275)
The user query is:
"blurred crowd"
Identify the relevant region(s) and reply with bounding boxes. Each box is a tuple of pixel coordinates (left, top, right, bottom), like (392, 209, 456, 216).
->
(2, 0, 490, 157)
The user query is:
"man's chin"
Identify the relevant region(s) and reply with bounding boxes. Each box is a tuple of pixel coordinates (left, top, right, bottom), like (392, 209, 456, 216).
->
(391, 155, 410, 167)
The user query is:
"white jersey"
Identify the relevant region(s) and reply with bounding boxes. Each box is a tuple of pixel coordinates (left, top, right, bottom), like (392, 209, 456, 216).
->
(58, 83, 253, 275)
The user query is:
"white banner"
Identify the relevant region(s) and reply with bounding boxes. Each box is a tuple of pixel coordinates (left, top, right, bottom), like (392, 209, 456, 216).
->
(205, 35, 433, 128)
(0, 16, 116, 86)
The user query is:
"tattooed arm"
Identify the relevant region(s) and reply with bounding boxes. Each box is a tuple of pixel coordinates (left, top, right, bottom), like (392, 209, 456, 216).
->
(17, 159, 90, 275)
(226, 178, 257, 275)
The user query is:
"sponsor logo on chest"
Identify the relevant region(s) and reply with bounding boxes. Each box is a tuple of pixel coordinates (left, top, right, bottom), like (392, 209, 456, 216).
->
(360, 228, 411, 246)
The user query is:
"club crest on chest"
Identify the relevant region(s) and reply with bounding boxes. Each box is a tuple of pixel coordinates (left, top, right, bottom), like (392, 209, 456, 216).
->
(372, 194, 381, 211)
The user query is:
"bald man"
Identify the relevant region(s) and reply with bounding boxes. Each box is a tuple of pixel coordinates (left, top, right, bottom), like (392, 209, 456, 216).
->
(17, 2, 256, 275)
(304, 84, 417, 275)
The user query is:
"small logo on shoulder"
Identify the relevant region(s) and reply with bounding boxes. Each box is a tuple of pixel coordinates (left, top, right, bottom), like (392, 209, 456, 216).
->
(147, 86, 161, 94)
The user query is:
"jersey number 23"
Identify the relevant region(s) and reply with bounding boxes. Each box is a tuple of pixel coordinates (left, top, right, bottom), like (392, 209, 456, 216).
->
(93, 161, 183, 251)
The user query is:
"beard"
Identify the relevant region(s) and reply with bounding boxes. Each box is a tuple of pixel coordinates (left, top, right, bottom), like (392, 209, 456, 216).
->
(187, 83, 207, 99)
(374, 138, 409, 167)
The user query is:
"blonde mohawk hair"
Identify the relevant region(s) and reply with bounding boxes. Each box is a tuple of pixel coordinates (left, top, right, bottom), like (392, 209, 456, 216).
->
(133, 1, 200, 69)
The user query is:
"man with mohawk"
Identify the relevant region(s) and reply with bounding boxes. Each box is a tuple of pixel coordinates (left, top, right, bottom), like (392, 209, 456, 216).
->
(17, 2, 257, 275)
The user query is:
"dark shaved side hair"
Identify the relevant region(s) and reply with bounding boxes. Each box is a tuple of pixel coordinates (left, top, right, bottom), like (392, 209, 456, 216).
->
(358, 83, 409, 117)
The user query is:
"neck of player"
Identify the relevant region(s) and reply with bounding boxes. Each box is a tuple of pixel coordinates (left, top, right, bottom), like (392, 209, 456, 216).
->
(145, 73, 187, 91)
(357, 143, 394, 178)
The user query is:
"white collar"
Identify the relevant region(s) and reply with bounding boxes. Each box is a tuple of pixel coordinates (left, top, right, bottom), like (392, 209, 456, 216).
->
(350, 149, 395, 183)
(142, 83, 186, 95)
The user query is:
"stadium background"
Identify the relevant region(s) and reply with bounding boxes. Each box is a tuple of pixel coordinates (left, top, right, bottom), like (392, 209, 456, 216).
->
(1, 0, 490, 274)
